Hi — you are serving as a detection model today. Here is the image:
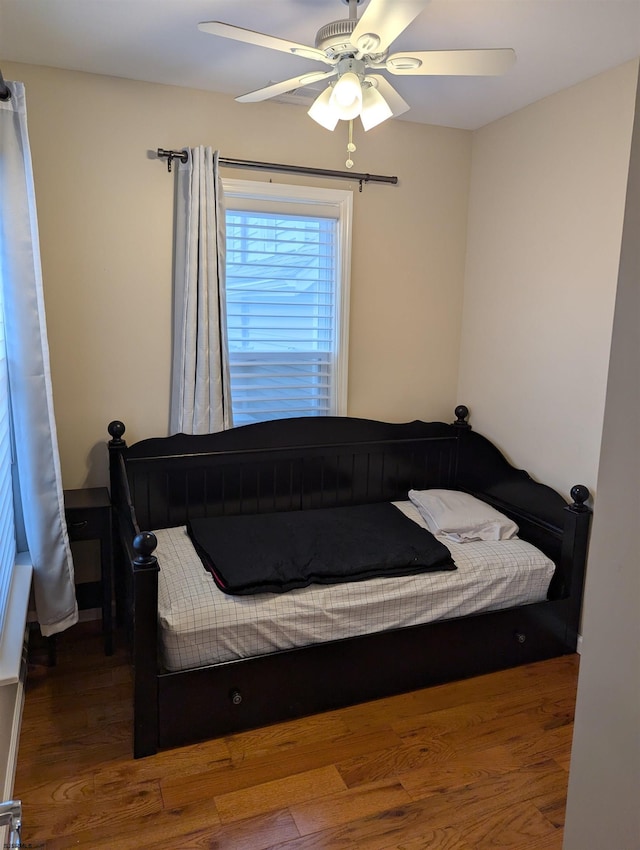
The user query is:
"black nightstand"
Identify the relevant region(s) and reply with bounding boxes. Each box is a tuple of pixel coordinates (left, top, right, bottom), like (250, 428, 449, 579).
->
(64, 487, 113, 655)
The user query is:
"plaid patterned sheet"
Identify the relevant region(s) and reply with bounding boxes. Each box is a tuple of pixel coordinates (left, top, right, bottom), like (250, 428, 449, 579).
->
(154, 501, 555, 672)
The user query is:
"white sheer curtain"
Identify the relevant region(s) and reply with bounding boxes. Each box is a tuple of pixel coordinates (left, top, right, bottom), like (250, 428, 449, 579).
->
(170, 147, 233, 435)
(0, 81, 77, 637)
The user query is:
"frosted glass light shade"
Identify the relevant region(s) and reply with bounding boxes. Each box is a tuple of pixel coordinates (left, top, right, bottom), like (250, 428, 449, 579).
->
(307, 86, 339, 131)
(329, 72, 363, 120)
(360, 85, 393, 131)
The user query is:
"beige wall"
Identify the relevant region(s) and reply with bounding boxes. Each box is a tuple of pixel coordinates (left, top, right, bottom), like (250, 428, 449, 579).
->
(564, 64, 640, 849)
(457, 61, 638, 499)
(5, 59, 637, 498)
(4, 61, 471, 489)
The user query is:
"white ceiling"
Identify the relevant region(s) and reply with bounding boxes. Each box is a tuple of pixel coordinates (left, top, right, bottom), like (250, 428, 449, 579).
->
(1, 0, 639, 130)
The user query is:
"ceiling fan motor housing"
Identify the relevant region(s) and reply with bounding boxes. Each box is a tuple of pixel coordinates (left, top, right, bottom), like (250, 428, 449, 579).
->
(315, 19, 357, 55)
(315, 18, 387, 64)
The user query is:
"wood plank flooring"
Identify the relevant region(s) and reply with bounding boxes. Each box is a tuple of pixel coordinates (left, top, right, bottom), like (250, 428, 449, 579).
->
(15, 624, 579, 849)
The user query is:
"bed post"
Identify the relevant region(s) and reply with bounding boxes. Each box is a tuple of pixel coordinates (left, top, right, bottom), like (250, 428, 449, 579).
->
(131, 532, 160, 758)
(108, 421, 161, 757)
(107, 420, 126, 499)
(108, 421, 128, 624)
(561, 484, 592, 648)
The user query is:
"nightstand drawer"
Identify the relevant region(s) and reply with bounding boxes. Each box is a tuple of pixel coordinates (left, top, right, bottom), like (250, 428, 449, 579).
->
(65, 510, 108, 541)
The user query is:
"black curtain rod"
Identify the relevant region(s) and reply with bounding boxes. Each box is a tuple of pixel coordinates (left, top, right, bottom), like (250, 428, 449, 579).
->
(156, 148, 397, 191)
(0, 68, 12, 101)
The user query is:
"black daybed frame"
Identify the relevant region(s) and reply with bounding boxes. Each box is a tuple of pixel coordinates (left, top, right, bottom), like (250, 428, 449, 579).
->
(107, 406, 591, 758)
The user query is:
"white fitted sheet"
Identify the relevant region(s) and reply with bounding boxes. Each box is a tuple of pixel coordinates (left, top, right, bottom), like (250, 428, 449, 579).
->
(155, 501, 555, 672)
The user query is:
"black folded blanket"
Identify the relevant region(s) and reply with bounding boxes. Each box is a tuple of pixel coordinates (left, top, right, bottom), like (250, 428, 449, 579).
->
(187, 502, 455, 596)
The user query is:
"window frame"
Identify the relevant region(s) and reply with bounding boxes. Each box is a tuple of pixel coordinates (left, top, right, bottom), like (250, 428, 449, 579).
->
(223, 179, 353, 420)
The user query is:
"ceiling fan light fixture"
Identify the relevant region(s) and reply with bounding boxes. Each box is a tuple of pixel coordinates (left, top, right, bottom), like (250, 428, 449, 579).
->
(360, 85, 393, 131)
(200, 2, 519, 162)
(308, 86, 340, 131)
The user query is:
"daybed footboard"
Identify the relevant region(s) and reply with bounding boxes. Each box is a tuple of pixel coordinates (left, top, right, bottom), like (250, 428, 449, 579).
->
(108, 409, 592, 757)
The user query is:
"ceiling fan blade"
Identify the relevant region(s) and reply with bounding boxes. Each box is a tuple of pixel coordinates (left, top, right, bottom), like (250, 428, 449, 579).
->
(366, 75, 409, 118)
(198, 21, 333, 65)
(386, 48, 516, 76)
(236, 70, 337, 103)
(351, 0, 429, 54)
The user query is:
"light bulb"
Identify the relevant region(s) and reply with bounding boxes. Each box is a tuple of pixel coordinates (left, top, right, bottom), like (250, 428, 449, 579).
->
(329, 72, 363, 120)
(333, 72, 360, 107)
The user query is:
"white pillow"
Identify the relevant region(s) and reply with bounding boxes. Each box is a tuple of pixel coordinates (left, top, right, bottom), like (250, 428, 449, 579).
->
(408, 489, 518, 543)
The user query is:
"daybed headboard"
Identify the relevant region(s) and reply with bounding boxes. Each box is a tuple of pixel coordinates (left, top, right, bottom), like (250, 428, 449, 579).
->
(110, 415, 461, 529)
(108, 405, 591, 606)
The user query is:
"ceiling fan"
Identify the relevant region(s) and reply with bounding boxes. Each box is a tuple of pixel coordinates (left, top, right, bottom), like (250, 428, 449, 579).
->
(198, 0, 515, 166)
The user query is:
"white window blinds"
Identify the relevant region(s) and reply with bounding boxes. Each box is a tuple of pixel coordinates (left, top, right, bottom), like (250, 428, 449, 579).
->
(224, 181, 352, 427)
(0, 270, 16, 639)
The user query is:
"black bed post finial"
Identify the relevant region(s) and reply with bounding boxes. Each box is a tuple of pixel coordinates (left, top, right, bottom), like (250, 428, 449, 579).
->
(133, 531, 158, 566)
(569, 484, 591, 512)
(453, 405, 471, 429)
(108, 420, 126, 447)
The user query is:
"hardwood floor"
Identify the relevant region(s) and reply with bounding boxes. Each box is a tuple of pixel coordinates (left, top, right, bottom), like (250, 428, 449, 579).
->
(15, 624, 579, 850)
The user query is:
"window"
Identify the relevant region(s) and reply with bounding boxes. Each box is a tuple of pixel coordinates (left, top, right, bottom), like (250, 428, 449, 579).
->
(224, 180, 352, 427)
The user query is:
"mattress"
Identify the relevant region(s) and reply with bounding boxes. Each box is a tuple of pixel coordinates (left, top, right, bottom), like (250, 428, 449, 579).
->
(154, 501, 556, 672)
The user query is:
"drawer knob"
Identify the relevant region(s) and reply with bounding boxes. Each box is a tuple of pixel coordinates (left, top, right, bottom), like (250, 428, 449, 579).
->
(230, 689, 243, 706)
(515, 632, 527, 644)
(70, 520, 89, 529)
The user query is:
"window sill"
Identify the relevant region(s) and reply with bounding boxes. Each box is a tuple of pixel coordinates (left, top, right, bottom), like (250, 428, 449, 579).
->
(0, 555, 32, 687)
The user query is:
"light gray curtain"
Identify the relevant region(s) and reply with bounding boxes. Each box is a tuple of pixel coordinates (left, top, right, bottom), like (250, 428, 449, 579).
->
(170, 147, 233, 434)
(0, 81, 77, 637)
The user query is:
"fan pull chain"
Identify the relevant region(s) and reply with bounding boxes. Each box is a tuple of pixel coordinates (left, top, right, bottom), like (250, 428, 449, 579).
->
(345, 120, 356, 169)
